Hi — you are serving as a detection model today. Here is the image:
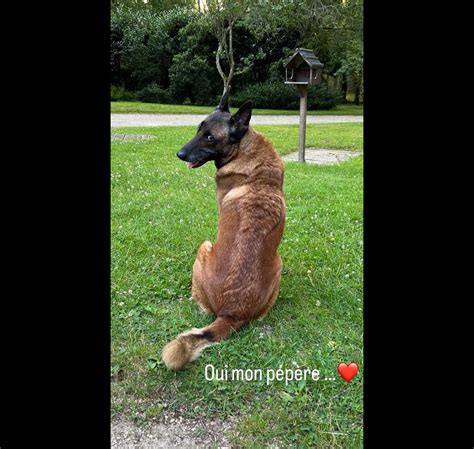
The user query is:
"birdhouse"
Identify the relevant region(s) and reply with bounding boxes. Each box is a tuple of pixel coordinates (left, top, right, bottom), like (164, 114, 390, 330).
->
(284, 48, 324, 86)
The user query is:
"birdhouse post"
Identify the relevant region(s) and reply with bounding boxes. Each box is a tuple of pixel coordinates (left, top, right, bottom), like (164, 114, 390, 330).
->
(284, 49, 324, 163)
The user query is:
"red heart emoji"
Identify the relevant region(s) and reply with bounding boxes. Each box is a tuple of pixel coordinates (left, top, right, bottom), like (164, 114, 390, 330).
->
(337, 362, 358, 382)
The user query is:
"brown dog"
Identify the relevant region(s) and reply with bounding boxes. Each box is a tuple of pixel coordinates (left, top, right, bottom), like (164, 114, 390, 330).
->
(162, 89, 285, 370)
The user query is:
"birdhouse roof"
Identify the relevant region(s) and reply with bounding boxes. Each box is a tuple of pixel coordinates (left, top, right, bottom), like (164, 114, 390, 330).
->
(285, 48, 324, 69)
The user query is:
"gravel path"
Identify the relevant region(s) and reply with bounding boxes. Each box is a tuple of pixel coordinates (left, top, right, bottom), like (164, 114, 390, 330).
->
(111, 134, 155, 141)
(282, 148, 362, 164)
(111, 113, 363, 127)
(111, 416, 234, 448)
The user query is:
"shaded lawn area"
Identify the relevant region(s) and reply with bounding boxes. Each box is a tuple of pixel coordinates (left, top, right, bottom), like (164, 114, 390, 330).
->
(111, 123, 363, 447)
(111, 101, 364, 116)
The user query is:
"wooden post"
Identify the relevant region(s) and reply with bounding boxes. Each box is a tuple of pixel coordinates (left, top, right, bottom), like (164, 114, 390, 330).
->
(297, 84, 308, 163)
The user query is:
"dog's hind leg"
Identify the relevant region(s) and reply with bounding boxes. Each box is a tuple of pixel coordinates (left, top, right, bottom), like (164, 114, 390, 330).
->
(256, 256, 282, 321)
(191, 241, 214, 315)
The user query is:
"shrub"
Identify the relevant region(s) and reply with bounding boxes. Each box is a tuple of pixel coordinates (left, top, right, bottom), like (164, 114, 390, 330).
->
(169, 54, 219, 105)
(232, 81, 299, 109)
(167, 14, 221, 106)
(308, 83, 344, 109)
(111, 85, 137, 102)
(136, 83, 173, 104)
(111, 6, 196, 92)
(232, 81, 342, 110)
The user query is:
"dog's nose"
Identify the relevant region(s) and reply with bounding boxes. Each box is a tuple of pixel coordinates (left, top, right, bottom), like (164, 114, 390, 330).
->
(176, 148, 186, 160)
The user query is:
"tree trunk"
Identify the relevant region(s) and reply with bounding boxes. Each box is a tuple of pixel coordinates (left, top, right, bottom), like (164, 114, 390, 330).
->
(354, 82, 360, 105)
(216, 23, 235, 94)
(341, 75, 348, 102)
(353, 74, 361, 105)
(335, 73, 343, 97)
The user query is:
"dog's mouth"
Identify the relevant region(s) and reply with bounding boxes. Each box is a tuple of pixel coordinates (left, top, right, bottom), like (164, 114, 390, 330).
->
(187, 160, 204, 169)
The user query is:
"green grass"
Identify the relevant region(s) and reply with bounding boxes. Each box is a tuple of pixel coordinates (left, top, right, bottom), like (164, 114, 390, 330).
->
(111, 123, 363, 447)
(111, 101, 363, 116)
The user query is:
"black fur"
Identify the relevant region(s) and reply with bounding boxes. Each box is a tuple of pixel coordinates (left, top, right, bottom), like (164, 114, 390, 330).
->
(201, 329, 215, 341)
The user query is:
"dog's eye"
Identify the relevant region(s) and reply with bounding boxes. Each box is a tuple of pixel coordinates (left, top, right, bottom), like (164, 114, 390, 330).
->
(206, 134, 215, 143)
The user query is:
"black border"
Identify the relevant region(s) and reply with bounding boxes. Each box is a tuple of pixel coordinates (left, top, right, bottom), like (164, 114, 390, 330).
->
(363, 2, 471, 446)
(0, 2, 110, 446)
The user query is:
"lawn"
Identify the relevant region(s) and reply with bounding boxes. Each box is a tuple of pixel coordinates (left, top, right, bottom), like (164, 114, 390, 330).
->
(111, 123, 363, 447)
(111, 101, 363, 116)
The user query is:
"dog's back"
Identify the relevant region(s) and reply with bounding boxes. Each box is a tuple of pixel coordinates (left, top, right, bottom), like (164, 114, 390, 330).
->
(210, 128, 285, 320)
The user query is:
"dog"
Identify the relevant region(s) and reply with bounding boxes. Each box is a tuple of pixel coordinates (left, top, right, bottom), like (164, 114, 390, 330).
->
(162, 88, 286, 370)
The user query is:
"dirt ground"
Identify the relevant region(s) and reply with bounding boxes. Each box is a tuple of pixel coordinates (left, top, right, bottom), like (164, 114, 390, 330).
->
(111, 414, 234, 448)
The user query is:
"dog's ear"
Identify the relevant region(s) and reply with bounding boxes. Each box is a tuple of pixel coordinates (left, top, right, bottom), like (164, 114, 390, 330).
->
(216, 85, 231, 112)
(229, 101, 253, 143)
(232, 101, 252, 126)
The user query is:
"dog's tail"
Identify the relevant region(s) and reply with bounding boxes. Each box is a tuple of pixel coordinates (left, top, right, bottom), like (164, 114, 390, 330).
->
(162, 316, 245, 370)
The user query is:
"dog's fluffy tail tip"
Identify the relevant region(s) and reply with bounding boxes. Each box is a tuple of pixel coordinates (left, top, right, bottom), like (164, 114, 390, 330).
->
(161, 338, 191, 371)
(162, 317, 243, 370)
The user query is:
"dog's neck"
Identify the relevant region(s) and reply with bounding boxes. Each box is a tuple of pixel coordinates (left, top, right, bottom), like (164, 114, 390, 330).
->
(216, 128, 263, 175)
(215, 127, 283, 195)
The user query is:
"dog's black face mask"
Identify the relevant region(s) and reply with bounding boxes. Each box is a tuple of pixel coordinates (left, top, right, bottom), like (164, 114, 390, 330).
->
(176, 88, 253, 169)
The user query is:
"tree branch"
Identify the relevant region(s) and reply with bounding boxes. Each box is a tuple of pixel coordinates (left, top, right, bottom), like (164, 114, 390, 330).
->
(216, 42, 227, 85)
(227, 23, 235, 83)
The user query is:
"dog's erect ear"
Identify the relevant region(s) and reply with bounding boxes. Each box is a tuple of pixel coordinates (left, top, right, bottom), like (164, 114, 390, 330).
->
(232, 101, 253, 127)
(216, 85, 231, 112)
(229, 101, 253, 143)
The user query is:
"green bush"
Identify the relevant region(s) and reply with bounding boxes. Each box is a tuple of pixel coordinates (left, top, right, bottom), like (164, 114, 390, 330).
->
(111, 85, 137, 102)
(167, 14, 221, 105)
(136, 83, 173, 104)
(308, 83, 345, 109)
(232, 81, 342, 110)
(111, 6, 196, 92)
(169, 54, 219, 105)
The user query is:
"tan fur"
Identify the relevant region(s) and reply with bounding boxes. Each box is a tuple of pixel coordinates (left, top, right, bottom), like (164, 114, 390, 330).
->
(221, 185, 249, 206)
(162, 127, 285, 370)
